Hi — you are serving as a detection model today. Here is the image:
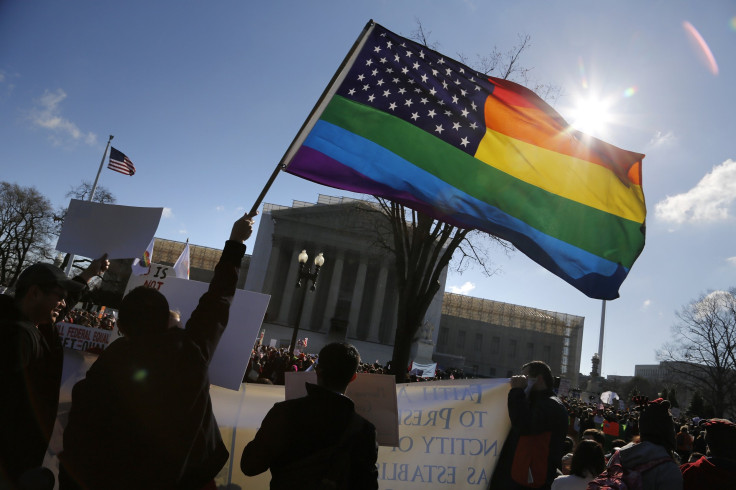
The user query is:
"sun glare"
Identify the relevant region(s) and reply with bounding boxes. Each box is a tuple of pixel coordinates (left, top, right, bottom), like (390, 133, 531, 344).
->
(569, 95, 613, 137)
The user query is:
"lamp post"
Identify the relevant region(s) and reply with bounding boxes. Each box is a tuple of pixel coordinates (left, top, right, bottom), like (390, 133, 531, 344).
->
(288, 249, 325, 357)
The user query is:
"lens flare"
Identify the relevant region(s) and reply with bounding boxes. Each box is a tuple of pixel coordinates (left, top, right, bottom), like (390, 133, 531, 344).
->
(623, 87, 637, 98)
(730, 17, 736, 31)
(133, 369, 148, 382)
(577, 57, 589, 89)
(683, 21, 719, 75)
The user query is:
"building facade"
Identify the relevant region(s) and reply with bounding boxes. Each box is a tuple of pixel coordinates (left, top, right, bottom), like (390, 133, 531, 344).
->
(436, 292, 584, 386)
(245, 196, 445, 354)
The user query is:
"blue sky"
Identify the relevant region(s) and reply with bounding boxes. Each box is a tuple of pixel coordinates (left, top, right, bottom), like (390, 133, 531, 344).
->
(2, 1, 734, 377)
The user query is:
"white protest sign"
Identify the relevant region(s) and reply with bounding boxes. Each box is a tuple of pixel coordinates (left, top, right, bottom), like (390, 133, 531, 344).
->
(57, 322, 121, 352)
(285, 372, 400, 446)
(56, 200, 163, 259)
(125, 263, 270, 390)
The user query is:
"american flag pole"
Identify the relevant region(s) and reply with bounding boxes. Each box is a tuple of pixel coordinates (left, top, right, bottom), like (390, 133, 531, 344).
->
(89, 135, 114, 203)
(63, 134, 114, 276)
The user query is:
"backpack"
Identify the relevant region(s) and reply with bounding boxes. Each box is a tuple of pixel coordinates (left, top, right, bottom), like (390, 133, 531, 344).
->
(271, 412, 365, 490)
(587, 450, 672, 490)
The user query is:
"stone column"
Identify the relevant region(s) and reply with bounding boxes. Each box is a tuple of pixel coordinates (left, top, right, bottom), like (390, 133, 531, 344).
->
(277, 246, 300, 324)
(320, 250, 345, 332)
(262, 238, 281, 295)
(367, 262, 388, 342)
(347, 260, 367, 338)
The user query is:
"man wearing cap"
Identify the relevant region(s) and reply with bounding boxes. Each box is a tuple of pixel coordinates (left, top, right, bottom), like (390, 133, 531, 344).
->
(0, 256, 109, 485)
(680, 418, 736, 489)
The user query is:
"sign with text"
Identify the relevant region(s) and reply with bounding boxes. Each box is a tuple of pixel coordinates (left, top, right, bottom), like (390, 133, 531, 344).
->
(48, 357, 511, 490)
(285, 372, 400, 446)
(216, 379, 511, 489)
(125, 263, 270, 390)
(57, 322, 121, 352)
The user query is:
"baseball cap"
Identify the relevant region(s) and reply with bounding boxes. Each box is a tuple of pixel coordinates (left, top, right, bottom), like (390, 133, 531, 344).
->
(16, 263, 85, 294)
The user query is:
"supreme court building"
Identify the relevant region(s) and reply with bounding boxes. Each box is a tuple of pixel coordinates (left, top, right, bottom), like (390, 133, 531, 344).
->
(240, 195, 583, 383)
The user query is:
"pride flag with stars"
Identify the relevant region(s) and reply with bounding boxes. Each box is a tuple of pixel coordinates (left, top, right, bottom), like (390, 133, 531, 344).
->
(281, 21, 646, 300)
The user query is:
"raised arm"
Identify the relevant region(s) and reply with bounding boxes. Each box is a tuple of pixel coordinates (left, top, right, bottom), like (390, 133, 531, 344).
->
(186, 212, 256, 362)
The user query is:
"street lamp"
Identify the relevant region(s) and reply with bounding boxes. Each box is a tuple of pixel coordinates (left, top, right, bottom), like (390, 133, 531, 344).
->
(289, 249, 325, 356)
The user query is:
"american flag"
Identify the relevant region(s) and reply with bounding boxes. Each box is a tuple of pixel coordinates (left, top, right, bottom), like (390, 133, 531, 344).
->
(335, 24, 494, 156)
(108, 147, 136, 176)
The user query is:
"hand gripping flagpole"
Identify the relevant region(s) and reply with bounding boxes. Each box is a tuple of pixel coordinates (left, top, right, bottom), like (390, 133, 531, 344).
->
(246, 20, 376, 218)
(64, 135, 114, 276)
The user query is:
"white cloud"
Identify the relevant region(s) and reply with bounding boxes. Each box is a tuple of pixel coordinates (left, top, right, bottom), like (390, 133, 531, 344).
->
(215, 205, 224, 212)
(162, 207, 173, 218)
(29, 89, 96, 145)
(727, 257, 736, 267)
(654, 159, 736, 225)
(178, 229, 187, 235)
(647, 130, 676, 148)
(448, 281, 475, 295)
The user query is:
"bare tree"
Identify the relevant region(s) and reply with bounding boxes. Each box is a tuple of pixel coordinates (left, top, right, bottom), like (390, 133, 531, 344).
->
(0, 182, 56, 287)
(65, 181, 116, 204)
(365, 22, 563, 380)
(657, 289, 736, 418)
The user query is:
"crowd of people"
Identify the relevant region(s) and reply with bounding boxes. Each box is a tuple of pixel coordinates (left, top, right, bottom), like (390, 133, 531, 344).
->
(61, 307, 117, 330)
(244, 344, 469, 385)
(497, 367, 736, 490)
(3, 209, 735, 489)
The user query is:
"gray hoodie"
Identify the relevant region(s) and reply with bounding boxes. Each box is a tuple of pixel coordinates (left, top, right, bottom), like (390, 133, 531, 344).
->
(617, 441, 683, 490)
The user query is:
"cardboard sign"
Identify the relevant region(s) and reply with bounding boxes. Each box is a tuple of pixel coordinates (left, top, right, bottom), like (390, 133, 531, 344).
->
(125, 264, 270, 390)
(285, 372, 400, 446)
(56, 200, 163, 259)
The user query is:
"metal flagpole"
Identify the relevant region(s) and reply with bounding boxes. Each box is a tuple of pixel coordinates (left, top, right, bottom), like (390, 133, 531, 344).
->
(89, 135, 114, 203)
(64, 135, 114, 276)
(597, 299, 606, 375)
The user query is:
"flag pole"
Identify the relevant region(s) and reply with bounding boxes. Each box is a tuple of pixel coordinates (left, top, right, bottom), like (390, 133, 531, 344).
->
(247, 20, 376, 217)
(597, 299, 606, 376)
(64, 135, 114, 276)
(89, 135, 114, 202)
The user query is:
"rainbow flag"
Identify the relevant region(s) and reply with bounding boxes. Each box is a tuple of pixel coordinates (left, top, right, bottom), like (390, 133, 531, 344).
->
(282, 21, 646, 300)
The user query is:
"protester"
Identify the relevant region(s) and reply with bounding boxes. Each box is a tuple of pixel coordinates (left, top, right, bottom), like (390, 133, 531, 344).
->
(552, 440, 606, 489)
(241, 342, 378, 489)
(59, 212, 255, 490)
(676, 425, 694, 462)
(680, 418, 736, 489)
(0, 255, 109, 487)
(494, 360, 569, 489)
(604, 398, 682, 489)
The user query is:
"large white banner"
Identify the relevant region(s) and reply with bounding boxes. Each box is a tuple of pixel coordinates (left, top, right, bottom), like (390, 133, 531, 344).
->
(212, 378, 511, 489)
(47, 352, 511, 489)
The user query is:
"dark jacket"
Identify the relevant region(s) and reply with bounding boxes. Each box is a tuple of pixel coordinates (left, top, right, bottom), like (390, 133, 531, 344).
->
(0, 278, 84, 483)
(681, 455, 736, 490)
(60, 240, 246, 490)
(241, 382, 379, 490)
(505, 387, 569, 489)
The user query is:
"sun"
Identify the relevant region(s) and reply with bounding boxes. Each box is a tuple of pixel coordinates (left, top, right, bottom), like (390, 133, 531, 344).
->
(569, 94, 614, 137)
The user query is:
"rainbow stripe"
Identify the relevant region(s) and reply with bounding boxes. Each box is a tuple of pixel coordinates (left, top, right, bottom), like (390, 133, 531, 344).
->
(284, 22, 645, 299)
